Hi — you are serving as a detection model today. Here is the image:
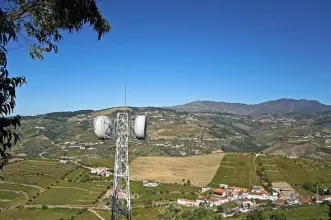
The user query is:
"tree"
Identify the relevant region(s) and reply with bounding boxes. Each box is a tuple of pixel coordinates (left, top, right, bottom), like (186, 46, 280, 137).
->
(270, 212, 287, 220)
(216, 205, 224, 213)
(312, 197, 317, 203)
(246, 210, 267, 220)
(0, 0, 110, 169)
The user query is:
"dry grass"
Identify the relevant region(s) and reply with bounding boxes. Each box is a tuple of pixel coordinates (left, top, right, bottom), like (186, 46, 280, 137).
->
(130, 153, 224, 187)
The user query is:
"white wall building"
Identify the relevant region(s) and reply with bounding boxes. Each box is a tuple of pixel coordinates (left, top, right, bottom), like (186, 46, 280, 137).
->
(177, 198, 198, 207)
(143, 181, 159, 187)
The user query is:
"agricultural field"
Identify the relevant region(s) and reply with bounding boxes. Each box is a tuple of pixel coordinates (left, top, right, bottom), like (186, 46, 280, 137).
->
(253, 154, 331, 195)
(0, 159, 110, 210)
(80, 156, 115, 169)
(130, 153, 224, 187)
(130, 181, 200, 206)
(231, 205, 330, 220)
(275, 156, 331, 195)
(1, 159, 74, 188)
(0, 208, 79, 220)
(256, 155, 284, 182)
(95, 207, 166, 220)
(209, 153, 259, 188)
(0, 190, 26, 209)
(33, 181, 108, 205)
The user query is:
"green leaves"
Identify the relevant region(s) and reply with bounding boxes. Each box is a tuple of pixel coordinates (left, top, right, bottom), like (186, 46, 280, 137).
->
(0, 0, 110, 169)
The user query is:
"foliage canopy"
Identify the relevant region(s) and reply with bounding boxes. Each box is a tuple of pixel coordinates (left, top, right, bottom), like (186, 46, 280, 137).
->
(0, 0, 110, 169)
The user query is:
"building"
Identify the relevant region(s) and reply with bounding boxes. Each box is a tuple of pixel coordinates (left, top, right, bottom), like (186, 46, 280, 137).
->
(297, 196, 311, 204)
(238, 199, 254, 210)
(252, 186, 265, 193)
(96, 167, 106, 175)
(143, 181, 159, 187)
(272, 182, 292, 192)
(177, 198, 198, 207)
(228, 186, 247, 193)
(108, 188, 126, 199)
(206, 197, 229, 207)
(90, 167, 107, 176)
(244, 192, 268, 200)
(214, 188, 226, 197)
(201, 187, 211, 193)
(219, 184, 229, 189)
(275, 199, 285, 206)
(90, 168, 97, 174)
(222, 211, 235, 218)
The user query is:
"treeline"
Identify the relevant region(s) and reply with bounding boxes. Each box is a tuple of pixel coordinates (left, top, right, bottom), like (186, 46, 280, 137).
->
(42, 109, 94, 118)
(302, 181, 331, 195)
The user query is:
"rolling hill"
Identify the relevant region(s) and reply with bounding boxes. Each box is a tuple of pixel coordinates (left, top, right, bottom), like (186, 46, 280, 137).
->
(169, 98, 331, 115)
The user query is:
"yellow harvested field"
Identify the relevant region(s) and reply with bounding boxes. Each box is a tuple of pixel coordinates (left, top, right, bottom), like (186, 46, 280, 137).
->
(130, 153, 224, 187)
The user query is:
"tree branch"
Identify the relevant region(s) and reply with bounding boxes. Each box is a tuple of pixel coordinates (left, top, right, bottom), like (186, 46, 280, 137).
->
(8, 0, 43, 23)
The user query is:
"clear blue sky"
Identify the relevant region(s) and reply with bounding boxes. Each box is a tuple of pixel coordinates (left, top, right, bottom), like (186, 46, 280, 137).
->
(8, 0, 331, 115)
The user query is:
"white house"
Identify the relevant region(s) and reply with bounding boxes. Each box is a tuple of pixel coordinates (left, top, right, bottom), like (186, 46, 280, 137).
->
(201, 187, 211, 193)
(90, 168, 97, 174)
(219, 184, 229, 189)
(177, 198, 198, 207)
(143, 181, 159, 187)
(206, 197, 229, 207)
(96, 167, 106, 175)
(244, 192, 268, 200)
(252, 186, 265, 193)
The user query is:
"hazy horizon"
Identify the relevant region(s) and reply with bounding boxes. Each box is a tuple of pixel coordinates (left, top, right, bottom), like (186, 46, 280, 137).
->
(18, 97, 331, 116)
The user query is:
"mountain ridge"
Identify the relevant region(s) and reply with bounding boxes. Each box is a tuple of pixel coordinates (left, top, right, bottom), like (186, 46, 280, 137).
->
(168, 98, 331, 115)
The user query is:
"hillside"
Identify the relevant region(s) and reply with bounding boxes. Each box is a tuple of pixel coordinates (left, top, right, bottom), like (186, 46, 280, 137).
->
(12, 106, 331, 160)
(169, 98, 331, 115)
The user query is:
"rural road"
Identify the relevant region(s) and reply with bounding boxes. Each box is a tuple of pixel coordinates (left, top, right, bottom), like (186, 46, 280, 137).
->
(25, 204, 110, 210)
(89, 209, 106, 220)
(0, 181, 45, 192)
(0, 188, 29, 200)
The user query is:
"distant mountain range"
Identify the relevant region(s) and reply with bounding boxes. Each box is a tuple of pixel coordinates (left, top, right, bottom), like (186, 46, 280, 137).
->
(169, 98, 331, 115)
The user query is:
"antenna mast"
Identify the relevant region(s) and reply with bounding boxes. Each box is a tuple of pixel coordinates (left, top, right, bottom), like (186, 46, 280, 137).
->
(124, 66, 127, 107)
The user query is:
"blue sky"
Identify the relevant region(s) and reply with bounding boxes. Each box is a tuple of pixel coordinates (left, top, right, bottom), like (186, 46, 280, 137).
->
(8, 0, 331, 115)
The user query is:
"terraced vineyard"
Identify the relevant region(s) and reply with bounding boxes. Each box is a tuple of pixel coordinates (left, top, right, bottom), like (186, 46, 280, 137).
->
(209, 153, 260, 188)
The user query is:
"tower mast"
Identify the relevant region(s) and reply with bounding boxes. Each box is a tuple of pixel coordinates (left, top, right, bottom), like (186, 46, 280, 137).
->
(111, 70, 131, 220)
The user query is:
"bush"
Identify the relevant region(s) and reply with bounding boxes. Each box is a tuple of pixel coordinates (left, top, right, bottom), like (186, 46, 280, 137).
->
(41, 205, 48, 209)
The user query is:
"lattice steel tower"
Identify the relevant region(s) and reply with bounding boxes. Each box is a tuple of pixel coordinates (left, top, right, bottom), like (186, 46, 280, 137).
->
(93, 72, 147, 220)
(112, 112, 131, 220)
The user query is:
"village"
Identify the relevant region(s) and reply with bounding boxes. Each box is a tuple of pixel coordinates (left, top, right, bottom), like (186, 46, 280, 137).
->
(173, 182, 331, 218)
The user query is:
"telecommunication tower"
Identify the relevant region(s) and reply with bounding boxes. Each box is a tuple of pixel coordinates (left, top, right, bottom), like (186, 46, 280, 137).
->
(93, 73, 147, 220)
